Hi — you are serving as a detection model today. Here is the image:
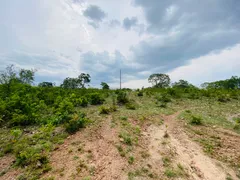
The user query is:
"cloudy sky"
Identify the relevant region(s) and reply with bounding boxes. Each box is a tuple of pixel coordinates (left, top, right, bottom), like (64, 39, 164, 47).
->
(0, 0, 240, 88)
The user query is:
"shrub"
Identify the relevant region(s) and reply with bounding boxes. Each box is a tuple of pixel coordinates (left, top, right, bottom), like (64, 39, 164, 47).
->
(88, 93, 104, 105)
(233, 124, 240, 130)
(99, 105, 117, 114)
(119, 132, 132, 145)
(15, 148, 48, 167)
(218, 95, 230, 103)
(128, 156, 134, 164)
(57, 98, 74, 114)
(120, 116, 128, 121)
(65, 112, 88, 134)
(137, 91, 143, 97)
(76, 96, 88, 107)
(109, 105, 117, 112)
(159, 102, 167, 108)
(11, 113, 32, 126)
(99, 106, 110, 114)
(157, 94, 171, 103)
(117, 91, 129, 104)
(190, 116, 202, 125)
(234, 118, 240, 124)
(125, 102, 136, 110)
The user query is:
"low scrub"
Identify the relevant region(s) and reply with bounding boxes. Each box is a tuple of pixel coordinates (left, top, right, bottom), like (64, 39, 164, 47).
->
(190, 115, 203, 125)
(125, 102, 136, 110)
(88, 93, 104, 105)
(65, 112, 89, 134)
(117, 91, 129, 104)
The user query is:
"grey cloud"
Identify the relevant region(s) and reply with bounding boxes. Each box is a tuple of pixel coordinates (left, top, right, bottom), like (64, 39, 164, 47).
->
(109, 19, 121, 28)
(88, 21, 99, 29)
(80, 50, 145, 86)
(83, 5, 106, 22)
(123, 17, 138, 30)
(130, 0, 240, 72)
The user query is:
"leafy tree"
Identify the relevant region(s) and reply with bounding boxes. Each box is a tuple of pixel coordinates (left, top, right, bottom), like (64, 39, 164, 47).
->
(201, 76, 240, 89)
(148, 73, 170, 88)
(0, 65, 33, 97)
(19, 69, 35, 84)
(61, 73, 91, 89)
(101, 82, 110, 90)
(172, 80, 193, 88)
(61, 77, 78, 89)
(38, 82, 54, 87)
(78, 73, 91, 88)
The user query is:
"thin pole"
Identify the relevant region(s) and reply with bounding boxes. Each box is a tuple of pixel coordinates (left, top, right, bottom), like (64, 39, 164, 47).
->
(120, 69, 122, 89)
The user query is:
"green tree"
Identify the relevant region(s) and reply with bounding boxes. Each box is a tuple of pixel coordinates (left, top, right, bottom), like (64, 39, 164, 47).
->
(0, 65, 20, 97)
(202, 76, 240, 89)
(148, 73, 170, 88)
(61, 77, 79, 89)
(19, 69, 35, 84)
(61, 73, 91, 89)
(101, 82, 110, 89)
(78, 73, 91, 88)
(38, 82, 54, 87)
(172, 79, 193, 88)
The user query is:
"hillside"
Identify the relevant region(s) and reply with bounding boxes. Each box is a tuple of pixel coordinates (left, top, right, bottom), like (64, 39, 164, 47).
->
(1, 84, 240, 180)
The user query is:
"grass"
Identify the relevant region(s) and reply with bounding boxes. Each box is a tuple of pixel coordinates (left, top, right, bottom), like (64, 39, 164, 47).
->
(128, 156, 134, 164)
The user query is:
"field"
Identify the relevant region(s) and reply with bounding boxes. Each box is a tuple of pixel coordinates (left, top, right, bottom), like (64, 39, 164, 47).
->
(0, 86, 240, 180)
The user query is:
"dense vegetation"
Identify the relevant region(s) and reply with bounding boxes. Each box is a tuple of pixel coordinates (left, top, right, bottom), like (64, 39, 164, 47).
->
(0, 65, 240, 179)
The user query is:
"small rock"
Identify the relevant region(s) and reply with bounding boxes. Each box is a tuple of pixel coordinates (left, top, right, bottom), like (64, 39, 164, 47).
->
(37, 161, 42, 167)
(119, 138, 124, 142)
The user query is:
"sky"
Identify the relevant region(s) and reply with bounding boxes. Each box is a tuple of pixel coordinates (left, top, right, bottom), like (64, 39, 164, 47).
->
(0, 0, 240, 88)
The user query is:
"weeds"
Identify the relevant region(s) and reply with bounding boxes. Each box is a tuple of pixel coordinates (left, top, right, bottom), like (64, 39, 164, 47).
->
(190, 115, 203, 125)
(128, 156, 134, 164)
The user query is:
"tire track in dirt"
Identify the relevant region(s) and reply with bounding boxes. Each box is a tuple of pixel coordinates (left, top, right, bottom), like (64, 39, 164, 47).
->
(146, 112, 238, 180)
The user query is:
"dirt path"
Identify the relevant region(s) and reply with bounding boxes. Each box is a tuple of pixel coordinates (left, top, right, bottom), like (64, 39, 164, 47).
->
(146, 113, 238, 180)
(42, 112, 239, 180)
(43, 116, 128, 180)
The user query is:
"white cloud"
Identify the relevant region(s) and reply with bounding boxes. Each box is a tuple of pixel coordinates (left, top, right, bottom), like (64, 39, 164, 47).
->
(168, 44, 240, 86)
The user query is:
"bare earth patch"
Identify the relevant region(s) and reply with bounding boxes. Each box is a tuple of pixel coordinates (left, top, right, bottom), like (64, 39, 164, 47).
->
(42, 112, 239, 180)
(0, 155, 21, 180)
(42, 116, 128, 180)
(144, 113, 238, 180)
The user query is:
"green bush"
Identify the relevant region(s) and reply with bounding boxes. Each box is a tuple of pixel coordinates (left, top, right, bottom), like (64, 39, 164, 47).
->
(190, 116, 202, 125)
(218, 95, 230, 103)
(159, 102, 167, 108)
(57, 98, 74, 113)
(157, 94, 171, 103)
(99, 106, 110, 114)
(125, 102, 136, 110)
(88, 93, 104, 105)
(99, 105, 117, 114)
(137, 91, 143, 97)
(117, 91, 129, 104)
(78, 96, 88, 107)
(65, 112, 88, 134)
(233, 124, 240, 130)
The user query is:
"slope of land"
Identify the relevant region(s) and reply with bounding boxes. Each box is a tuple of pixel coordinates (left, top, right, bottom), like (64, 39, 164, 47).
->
(1, 92, 240, 180)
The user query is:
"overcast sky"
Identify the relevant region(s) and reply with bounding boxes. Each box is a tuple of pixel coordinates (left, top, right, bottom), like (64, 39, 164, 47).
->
(0, 0, 240, 88)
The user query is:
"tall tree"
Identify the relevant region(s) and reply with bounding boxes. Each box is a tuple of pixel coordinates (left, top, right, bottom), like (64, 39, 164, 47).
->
(61, 73, 91, 89)
(38, 82, 54, 87)
(148, 73, 170, 88)
(101, 82, 110, 89)
(0, 65, 17, 97)
(172, 79, 193, 88)
(19, 69, 35, 84)
(78, 73, 91, 88)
